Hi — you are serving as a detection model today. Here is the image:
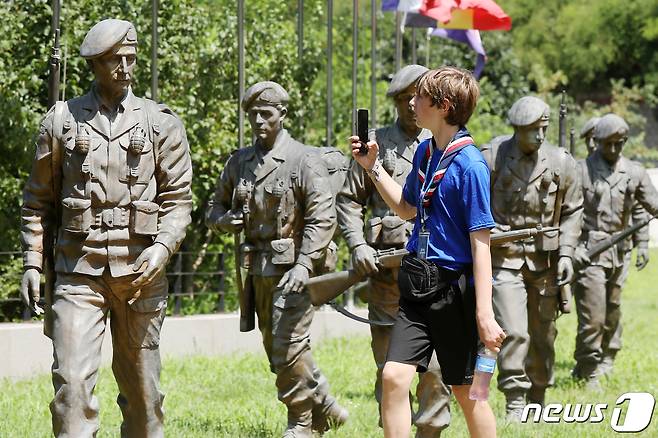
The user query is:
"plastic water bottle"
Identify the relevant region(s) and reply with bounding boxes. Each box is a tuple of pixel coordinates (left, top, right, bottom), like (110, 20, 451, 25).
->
(469, 347, 497, 401)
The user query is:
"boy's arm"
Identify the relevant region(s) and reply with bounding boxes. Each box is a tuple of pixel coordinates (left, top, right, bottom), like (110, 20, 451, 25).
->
(349, 136, 417, 220)
(470, 228, 506, 353)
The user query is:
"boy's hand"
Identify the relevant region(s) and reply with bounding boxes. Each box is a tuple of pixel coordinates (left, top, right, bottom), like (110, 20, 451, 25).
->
(477, 315, 506, 354)
(349, 136, 379, 171)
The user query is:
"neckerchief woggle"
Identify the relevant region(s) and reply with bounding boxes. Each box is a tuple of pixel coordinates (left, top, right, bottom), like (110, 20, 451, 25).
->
(417, 130, 475, 231)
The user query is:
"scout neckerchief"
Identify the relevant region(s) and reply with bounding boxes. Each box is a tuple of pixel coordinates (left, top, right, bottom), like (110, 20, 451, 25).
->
(416, 129, 475, 258)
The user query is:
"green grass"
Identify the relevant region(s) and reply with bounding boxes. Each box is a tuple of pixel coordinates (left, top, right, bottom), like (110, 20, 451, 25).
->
(2, 250, 658, 437)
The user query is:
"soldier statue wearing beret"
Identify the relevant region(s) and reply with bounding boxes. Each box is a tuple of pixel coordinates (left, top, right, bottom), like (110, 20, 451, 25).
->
(572, 114, 658, 385)
(481, 96, 583, 420)
(20, 19, 193, 437)
(206, 81, 347, 438)
(581, 116, 601, 157)
(336, 65, 452, 437)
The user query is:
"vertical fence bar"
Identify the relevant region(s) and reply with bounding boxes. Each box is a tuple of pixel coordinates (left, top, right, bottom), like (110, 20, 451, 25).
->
(395, 11, 402, 72)
(326, 0, 333, 146)
(238, 0, 245, 149)
(151, 0, 158, 101)
(370, 0, 377, 128)
(352, 0, 359, 133)
(173, 252, 183, 315)
(425, 28, 431, 67)
(411, 27, 417, 64)
(297, 0, 304, 140)
(216, 253, 226, 312)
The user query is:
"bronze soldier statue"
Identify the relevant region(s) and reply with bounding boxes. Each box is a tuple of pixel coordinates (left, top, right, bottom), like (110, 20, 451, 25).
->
(20, 19, 193, 437)
(481, 96, 583, 420)
(581, 116, 601, 157)
(572, 114, 657, 384)
(336, 65, 451, 437)
(205, 81, 347, 438)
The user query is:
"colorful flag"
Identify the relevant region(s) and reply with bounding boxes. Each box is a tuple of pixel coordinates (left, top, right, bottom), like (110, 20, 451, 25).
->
(384, 0, 511, 31)
(420, 0, 511, 31)
(430, 28, 487, 78)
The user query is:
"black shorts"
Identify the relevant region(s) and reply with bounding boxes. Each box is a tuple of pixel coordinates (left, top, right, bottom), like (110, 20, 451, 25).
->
(386, 270, 479, 385)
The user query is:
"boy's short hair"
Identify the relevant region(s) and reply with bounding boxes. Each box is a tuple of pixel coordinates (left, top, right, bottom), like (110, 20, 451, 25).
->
(416, 66, 479, 126)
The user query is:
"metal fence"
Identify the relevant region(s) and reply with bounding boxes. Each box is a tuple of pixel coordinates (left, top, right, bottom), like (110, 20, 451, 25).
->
(0, 250, 227, 322)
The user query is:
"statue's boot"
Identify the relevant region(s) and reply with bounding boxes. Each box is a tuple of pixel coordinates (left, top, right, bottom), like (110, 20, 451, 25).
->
(416, 426, 442, 438)
(527, 386, 545, 406)
(504, 391, 526, 423)
(283, 401, 313, 438)
(598, 352, 617, 377)
(312, 395, 348, 433)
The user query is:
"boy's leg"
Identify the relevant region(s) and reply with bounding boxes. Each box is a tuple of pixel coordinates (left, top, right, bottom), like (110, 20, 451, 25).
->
(382, 361, 418, 438)
(452, 385, 496, 438)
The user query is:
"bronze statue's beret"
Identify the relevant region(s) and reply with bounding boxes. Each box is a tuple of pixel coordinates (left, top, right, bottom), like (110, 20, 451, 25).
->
(80, 19, 137, 59)
(593, 114, 629, 140)
(386, 64, 429, 97)
(508, 96, 550, 127)
(241, 81, 289, 111)
(580, 116, 601, 138)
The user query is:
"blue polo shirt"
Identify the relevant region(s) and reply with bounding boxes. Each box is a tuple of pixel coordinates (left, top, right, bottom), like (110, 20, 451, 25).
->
(402, 128, 495, 271)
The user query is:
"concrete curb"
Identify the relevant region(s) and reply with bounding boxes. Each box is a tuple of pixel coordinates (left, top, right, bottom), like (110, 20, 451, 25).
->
(0, 308, 370, 381)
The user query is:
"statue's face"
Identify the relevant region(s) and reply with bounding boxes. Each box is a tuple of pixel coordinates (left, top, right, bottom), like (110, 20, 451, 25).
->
(248, 103, 286, 148)
(585, 133, 596, 156)
(92, 44, 136, 93)
(394, 84, 418, 134)
(598, 132, 627, 165)
(514, 119, 548, 154)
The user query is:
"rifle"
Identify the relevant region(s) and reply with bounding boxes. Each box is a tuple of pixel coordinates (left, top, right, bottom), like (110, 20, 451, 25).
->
(578, 215, 655, 269)
(41, 5, 62, 317)
(555, 90, 573, 313)
(48, 28, 61, 109)
(308, 225, 558, 306)
(231, 186, 255, 332)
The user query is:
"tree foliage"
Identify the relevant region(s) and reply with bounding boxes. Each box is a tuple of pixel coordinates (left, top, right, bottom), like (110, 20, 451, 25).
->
(0, 0, 657, 320)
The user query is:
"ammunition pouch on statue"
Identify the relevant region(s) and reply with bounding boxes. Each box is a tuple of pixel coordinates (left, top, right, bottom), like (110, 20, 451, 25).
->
(536, 227, 559, 252)
(130, 201, 159, 235)
(61, 197, 92, 234)
(271, 237, 296, 265)
(365, 217, 382, 245)
(380, 216, 408, 246)
(366, 215, 409, 248)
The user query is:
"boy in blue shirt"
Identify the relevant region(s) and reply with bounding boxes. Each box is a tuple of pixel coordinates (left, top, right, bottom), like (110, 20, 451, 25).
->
(350, 66, 506, 437)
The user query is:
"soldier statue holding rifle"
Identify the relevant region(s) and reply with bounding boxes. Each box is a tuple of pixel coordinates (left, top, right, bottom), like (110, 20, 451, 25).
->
(481, 96, 583, 420)
(205, 81, 347, 438)
(572, 114, 658, 385)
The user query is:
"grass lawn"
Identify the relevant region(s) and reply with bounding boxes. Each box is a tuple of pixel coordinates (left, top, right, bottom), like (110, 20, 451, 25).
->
(2, 250, 658, 437)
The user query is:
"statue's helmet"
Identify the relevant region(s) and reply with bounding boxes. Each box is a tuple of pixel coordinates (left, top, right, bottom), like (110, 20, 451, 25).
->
(593, 114, 629, 140)
(580, 116, 601, 138)
(386, 64, 429, 97)
(80, 19, 137, 59)
(507, 96, 550, 127)
(241, 81, 289, 112)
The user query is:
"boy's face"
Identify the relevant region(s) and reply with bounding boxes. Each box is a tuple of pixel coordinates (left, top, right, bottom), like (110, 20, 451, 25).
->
(411, 92, 441, 131)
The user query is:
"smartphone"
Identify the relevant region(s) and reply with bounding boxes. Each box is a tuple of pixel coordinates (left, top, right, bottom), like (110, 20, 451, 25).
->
(356, 108, 369, 155)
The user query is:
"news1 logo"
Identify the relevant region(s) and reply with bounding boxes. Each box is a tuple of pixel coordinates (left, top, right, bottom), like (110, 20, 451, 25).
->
(521, 392, 656, 433)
